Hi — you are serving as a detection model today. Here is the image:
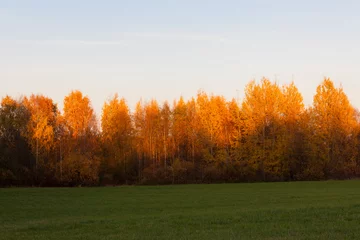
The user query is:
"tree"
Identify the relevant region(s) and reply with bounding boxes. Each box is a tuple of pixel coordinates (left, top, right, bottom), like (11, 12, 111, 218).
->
(61, 90, 100, 185)
(186, 98, 200, 164)
(23, 94, 59, 183)
(241, 78, 286, 180)
(101, 94, 133, 183)
(196, 92, 231, 180)
(172, 97, 188, 160)
(143, 99, 161, 178)
(281, 83, 305, 180)
(63, 90, 97, 139)
(307, 78, 359, 179)
(159, 101, 172, 173)
(0, 96, 32, 185)
(133, 100, 145, 180)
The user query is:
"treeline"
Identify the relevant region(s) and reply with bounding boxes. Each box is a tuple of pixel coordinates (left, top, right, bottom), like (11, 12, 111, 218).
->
(1, 78, 360, 186)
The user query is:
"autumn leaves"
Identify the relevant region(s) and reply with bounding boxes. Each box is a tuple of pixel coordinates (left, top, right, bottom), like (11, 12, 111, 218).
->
(0, 78, 359, 186)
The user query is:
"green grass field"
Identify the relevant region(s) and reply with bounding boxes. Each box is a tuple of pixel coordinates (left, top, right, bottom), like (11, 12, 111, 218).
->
(1, 181, 360, 240)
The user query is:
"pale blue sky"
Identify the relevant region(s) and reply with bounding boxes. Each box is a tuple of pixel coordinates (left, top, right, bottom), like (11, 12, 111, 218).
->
(1, 0, 360, 115)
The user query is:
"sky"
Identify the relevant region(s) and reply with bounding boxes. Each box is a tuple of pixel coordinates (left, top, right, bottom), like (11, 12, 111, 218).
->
(1, 0, 360, 116)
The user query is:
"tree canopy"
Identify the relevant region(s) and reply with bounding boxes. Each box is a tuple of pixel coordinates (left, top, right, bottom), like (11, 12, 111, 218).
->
(1, 78, 360, 186)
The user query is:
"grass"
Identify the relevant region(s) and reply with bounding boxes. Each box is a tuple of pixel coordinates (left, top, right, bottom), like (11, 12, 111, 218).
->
(1, 181, 360, 240)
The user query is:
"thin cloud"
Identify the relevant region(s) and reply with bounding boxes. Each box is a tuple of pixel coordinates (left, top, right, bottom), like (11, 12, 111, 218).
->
(16, 39, 128, 46)
(14, 32, 231, 46)
(121, 32, 230, 44)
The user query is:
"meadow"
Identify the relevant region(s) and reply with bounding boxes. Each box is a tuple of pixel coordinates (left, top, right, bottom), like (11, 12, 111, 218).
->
(1, 181, 360, 240)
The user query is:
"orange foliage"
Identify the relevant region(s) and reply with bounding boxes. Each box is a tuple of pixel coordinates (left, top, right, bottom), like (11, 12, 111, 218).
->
(63, 90, 97, 138)
(1, 78, 360, 186)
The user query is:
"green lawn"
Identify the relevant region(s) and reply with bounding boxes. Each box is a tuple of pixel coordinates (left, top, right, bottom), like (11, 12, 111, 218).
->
(1, 181, 360, 240)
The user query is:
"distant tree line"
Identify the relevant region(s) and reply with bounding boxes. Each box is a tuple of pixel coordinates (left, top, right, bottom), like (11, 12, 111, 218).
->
(1, 78, 360, 186)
